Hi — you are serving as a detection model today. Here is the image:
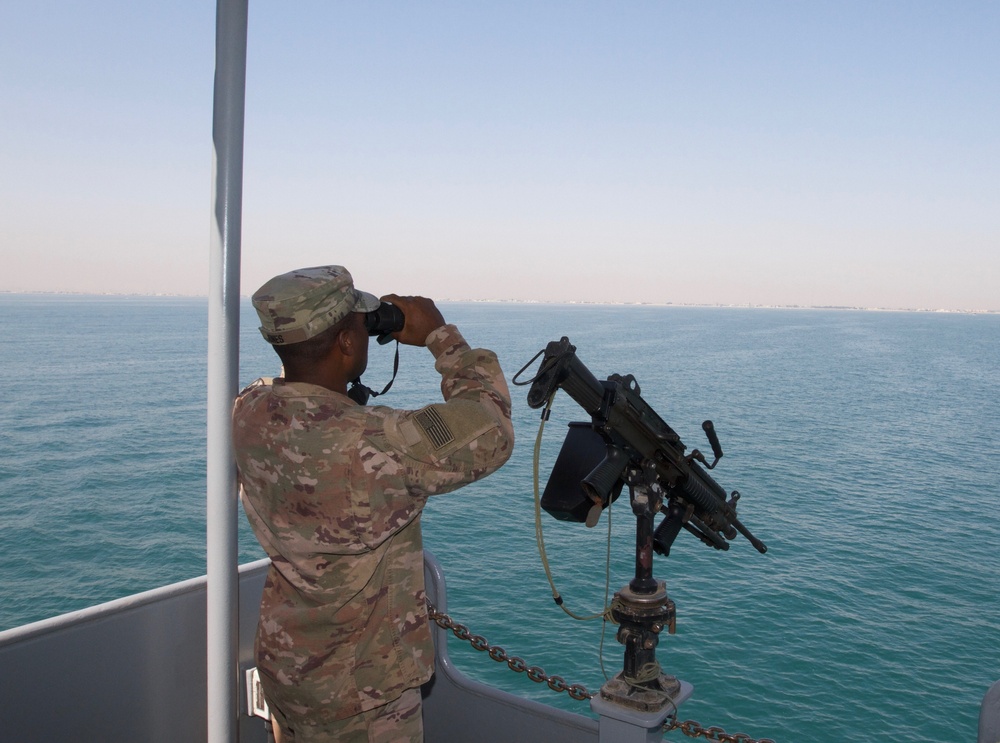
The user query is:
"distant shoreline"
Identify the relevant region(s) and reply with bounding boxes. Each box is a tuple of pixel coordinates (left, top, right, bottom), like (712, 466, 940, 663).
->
(1, 290, 995, 315)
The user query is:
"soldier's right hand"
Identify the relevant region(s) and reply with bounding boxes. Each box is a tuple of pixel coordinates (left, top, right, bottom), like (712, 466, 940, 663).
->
(380, 294, 446, 347)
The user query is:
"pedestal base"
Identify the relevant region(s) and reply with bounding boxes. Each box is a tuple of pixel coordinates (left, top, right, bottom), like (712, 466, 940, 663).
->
(591, 676, 694, 743)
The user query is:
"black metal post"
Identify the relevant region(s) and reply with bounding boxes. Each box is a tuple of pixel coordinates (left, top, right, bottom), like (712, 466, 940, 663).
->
(629, 484, 659, 595)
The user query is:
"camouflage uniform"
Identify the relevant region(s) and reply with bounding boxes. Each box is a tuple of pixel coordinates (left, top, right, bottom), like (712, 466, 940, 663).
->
(233, 266, 514, 741)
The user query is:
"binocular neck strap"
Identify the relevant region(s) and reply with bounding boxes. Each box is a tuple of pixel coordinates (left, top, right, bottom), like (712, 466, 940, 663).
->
(347, 341, 400, 406)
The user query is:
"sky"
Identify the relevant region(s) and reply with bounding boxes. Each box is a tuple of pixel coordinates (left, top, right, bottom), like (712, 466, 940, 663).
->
(1, 2, 997, 311)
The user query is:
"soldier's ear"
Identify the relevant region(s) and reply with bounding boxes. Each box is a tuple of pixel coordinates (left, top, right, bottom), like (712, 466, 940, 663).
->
(337, 326, 354, 355)
(335, 315, 362, 357)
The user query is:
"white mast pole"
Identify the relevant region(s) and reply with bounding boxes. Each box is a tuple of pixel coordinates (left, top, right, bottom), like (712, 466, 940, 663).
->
(208, 0, 248, 740)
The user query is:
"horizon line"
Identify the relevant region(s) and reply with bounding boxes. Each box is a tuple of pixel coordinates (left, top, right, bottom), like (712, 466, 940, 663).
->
(1, 289, 996, 315)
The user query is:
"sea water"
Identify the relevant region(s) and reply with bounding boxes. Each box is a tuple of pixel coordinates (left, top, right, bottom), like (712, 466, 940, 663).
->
(0, 294, 997, 742)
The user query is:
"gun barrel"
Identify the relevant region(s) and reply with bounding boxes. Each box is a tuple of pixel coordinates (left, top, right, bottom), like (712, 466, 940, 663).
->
(731, 516, 768, 554)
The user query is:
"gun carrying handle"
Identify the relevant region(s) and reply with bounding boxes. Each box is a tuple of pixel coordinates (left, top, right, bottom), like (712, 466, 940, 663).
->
(702, 420, 723, 462)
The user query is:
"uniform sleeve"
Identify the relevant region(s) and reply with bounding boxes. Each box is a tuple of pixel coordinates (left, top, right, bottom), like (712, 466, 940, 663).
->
(378, 324, 514, 496)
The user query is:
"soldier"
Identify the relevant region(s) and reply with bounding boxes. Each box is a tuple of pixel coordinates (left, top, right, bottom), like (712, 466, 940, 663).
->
(233, 266, 514, 743)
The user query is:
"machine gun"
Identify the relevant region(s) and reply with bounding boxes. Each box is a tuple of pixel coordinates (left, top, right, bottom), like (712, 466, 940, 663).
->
(525, 336, 766, 560)
(521, 336, 767, 711)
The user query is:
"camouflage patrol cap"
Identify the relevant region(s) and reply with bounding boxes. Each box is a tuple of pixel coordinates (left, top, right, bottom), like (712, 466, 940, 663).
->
(252, 265, 380, 345)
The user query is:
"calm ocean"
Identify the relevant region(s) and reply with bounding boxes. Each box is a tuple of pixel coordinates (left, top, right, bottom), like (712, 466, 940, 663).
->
(1, 294, 997, 742)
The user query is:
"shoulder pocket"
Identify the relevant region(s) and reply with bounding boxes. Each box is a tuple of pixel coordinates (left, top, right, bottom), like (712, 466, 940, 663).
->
(388, 400, 496, 464)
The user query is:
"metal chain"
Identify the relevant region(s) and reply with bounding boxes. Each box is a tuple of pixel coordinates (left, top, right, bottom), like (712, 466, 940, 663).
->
(426, 604, 775, 743)
(665, 718, 777, 743)
(427, 602, 592, 700)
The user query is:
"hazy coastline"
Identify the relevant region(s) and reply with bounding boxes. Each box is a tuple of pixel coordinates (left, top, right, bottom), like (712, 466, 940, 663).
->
(2, 290, 995, 315)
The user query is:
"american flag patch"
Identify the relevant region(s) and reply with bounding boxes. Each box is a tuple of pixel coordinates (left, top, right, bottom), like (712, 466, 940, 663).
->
(414, 408, 455, 450)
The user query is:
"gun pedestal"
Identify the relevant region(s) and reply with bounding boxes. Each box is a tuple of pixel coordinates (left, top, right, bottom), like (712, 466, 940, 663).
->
(601, 580, 683, 705)
(593, 583, 693, 742)
(592, 482, 693, 739)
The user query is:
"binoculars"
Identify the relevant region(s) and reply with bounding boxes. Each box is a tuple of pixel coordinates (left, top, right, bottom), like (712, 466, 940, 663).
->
(364, 302, 404, 344)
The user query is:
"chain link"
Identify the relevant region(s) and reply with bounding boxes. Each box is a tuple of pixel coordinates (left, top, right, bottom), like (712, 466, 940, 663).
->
(665, 718, 777, 742)
(426, 604, 775, 742)
(427, 603, 593, 701)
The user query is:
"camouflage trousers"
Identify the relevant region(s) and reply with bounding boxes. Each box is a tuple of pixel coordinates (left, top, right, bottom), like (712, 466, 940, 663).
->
(272, 687, 423, 743)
